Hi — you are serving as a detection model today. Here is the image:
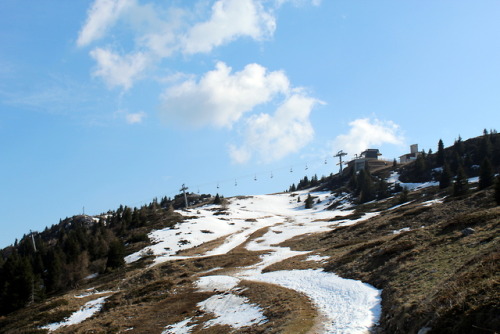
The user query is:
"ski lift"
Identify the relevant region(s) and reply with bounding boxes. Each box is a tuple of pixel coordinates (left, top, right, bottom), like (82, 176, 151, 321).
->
(305, 164, 309, 170)
(217, 183, 220, 189)
(290, 167, 293, 173)
(324, 159, 328, 164)
(270, 172, 274, 179)
(235, 180, 238, 186)
(254, 175, 257, 181)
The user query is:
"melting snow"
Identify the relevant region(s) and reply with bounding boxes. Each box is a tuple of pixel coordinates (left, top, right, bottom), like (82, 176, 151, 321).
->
(130, 191, 382, 333)
(196, 275, 240, 293)
(306, 254, 330, 262)
(422, 198, 446, 207)
(392, 227, 411, 234)
(42, 296, 109, 332)
(198, 294, 267, 329)
(254, 269, 381, 334)
(162, 318, 195, 334)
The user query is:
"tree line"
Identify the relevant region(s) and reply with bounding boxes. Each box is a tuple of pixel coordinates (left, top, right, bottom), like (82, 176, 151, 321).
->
(0, 194, 191, 315)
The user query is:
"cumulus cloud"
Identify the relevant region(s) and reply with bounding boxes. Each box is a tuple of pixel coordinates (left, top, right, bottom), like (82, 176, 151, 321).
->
(331, 118, 404, 157)
(90, 48, 148, 90)
(181, 0, 276, 54)
(230, 93, 319, 164)
(125, 111, 146, 124)
(77, 0, 132, 47)
(160, 62, 290, 128)
(77, 0, 285, 89)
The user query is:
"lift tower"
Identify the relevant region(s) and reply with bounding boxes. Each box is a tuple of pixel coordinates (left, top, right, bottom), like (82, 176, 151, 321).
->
(180, 184, 189, 208)
(334, 150, 348, 174)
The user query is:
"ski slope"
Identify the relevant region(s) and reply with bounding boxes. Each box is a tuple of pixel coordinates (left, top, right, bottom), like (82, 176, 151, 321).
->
(127, 190, 382, 333)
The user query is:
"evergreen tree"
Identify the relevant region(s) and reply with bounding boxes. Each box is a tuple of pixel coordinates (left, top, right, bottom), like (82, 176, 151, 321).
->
(106, 240, 125, 269)
(453, 165, 469, 197)
(479, 131, 492, 161)
(213, 193, 222, 205)
(45, 248, 64, 292)
(0, 253, 34, 313)
(451, 151, 463, 174)
(439, 163, 452, 189)
(305, 194, 314, 209)
(437, 139, 445, 166)
(393, 159, 397, 168)
(454, 135, 464, 156)
(414, 154, 428, 182)
(377, 179, 389, 200)
(479, 157, 494, 190)
(357, 169, 375, 203)
(398, 187, 409, 204)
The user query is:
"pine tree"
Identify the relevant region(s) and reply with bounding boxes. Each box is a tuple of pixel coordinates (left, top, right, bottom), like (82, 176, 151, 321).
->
(454, 135, 464, 156)
(414, 154, 428, 182)
(305, 194, 314, 209)
(398, 187, 409, 204)
(479, 131, 492, 161)
(479, 157, 494, 190)
(453, 165, 469, 197)
(45, 248, 64, 292)
(439, 163, 452, 189)
(377, 179, 389, 200)
(213, 193, 222, 205)
(0, 253, 34, 313)
(437, 139, 445, 166)
(358, 169, 374, 203)
(106, 240, 125, 269)
(451, 151, 463, 174)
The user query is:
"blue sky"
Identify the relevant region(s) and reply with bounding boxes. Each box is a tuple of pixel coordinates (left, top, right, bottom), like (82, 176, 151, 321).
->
(1, 0, 499, 247)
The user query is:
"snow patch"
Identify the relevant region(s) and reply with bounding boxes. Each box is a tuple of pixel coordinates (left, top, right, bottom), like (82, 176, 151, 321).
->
(196, 275, 240, 293)
(42, 296, 109, 331)
(422, 198, 445, 207)
(306, 254, 330, 262)
(162, 317, 195, 334)
(198, 294, 267, 329)
(253, 269, 381, 334)
(74, 288, 113, 298)
(392, 227, 411, 234)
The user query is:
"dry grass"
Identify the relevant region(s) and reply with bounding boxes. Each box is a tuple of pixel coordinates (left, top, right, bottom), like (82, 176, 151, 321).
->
(2, 184, 498, 334)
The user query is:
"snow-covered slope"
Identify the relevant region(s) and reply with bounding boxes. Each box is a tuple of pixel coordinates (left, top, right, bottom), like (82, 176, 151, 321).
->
(126, 191, 382, 333)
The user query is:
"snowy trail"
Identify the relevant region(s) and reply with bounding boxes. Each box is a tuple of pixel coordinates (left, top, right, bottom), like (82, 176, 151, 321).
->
(147, 191, 382, 334)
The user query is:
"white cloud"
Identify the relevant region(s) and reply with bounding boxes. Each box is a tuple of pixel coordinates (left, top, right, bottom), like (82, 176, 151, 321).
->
(77, 0, 283, 89)
(160, 62, 290, 128)
(77, 0, 132, 47)
(125, 111, 146, 124)
(114, 109, 147, 124)
(275, 0, 322, 7)
(229, 93, 319, 164)
(331, 118, 404, 158)
(181, 0, 276, 54)
(90, 48, 148, 90)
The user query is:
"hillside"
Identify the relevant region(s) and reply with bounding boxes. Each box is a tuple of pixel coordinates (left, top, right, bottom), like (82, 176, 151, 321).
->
(0, 132, 499, 334)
